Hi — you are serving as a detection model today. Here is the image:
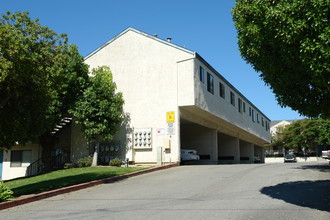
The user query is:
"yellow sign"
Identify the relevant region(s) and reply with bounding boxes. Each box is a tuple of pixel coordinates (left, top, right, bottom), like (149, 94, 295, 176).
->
(166, 111, 175, 123)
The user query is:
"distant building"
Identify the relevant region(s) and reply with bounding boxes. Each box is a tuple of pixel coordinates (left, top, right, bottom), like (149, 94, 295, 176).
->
(270, 120, 297, 136)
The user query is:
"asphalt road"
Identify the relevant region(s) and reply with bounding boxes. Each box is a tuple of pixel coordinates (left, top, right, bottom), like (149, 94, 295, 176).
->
(1, 161, 330, 220)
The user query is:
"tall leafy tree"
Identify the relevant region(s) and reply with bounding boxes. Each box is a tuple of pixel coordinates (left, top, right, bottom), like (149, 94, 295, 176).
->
(70, 66, 125, 166)
(232, 0, 330, 118)
(271, 119, 330, 153)
(0, 11, 89, 148)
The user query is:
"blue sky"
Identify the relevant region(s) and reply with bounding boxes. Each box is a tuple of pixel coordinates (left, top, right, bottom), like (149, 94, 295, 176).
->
(2, 0, 304, 120)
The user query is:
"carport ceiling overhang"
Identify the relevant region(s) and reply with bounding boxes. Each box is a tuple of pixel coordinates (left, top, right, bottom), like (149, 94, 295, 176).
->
(179, 106, 268, 146)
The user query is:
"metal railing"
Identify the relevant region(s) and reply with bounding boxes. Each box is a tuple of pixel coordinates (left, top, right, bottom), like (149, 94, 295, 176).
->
(26, 158, 44, 177)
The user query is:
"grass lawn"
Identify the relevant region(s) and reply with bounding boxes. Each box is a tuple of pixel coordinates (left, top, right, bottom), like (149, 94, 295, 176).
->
(4, 166, 147, 198)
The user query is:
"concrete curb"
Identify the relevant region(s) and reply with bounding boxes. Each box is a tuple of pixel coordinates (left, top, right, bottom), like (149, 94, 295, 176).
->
(0, 163, 179, 211)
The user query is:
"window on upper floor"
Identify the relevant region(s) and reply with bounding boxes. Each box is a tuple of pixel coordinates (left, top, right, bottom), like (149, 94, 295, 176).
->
(199, 66, 205, 83)
(207, 72, 214, 94)
(257, 113, 260, 123)
(243, 102, 246, 113)
(10, 150, 32, 167)
(249, 107, 251, 116)
(252, 109, 255, 122)
(262, 117, 264, 127)
(230, 92, 235, 106)
(238, 98, 242, 113)
(219, 82, 225, 99)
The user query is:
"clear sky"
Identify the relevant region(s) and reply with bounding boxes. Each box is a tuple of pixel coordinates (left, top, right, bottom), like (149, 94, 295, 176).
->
(1, 0, 305, 121)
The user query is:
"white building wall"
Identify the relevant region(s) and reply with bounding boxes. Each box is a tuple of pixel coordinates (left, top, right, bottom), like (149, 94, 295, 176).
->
(194, 59, 270, 143)
(81, 28, 270, 164)
(177, 58, 195, 106)
(1, 144, 41, 180)
(70, 121, 90, 162)
(84, 29, 195, 163)
(270, 120, 291, 136)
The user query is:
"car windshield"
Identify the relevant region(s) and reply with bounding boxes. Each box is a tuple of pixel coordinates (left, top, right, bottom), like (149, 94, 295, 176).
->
(285, 154, 294, 159)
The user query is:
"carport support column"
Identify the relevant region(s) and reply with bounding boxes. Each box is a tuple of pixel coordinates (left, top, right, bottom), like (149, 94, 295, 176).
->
(233, 138, 240, 164)
(239, 141, 254, 164)
(254, 145, 265, 163)
(210, 129, 218, 162)
(261, 147, 265, 163)
(247, 143, 254, 163)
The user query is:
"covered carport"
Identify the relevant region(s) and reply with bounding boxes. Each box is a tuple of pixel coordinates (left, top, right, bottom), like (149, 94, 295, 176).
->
(180, 120, 218, 163)
(254, 145, 265, 163)
(239, 139, 254, 164)
(179, 106, 268, 165)
(218, 132, 240, 164)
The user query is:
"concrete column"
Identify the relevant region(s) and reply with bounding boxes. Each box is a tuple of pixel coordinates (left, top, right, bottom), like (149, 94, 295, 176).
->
(218, 133, 239, 164)
(210, 129, 218, 162)
(233, 138, 240, 164)
(240, 141, 254, 164)
(254, 145, 265, 163)
(260, 147, 265, 163)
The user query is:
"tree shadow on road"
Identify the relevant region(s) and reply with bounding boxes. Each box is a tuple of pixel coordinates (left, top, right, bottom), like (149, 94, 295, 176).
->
(295, 164, 330, 173)
(260, 180, 330, 212)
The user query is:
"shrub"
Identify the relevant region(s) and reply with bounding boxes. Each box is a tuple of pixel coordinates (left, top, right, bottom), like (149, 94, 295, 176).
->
(63, 163, 78, 169)
(77, 156, 93, 167)
(0, 181, 13, 202)
(109, 158, 122, 167)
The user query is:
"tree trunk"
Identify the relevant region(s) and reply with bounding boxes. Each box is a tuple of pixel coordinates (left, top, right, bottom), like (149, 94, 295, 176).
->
(91, 141, 99, 166)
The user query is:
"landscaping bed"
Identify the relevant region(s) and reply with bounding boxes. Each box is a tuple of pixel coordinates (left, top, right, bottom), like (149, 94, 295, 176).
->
(4, 166, 147, 198)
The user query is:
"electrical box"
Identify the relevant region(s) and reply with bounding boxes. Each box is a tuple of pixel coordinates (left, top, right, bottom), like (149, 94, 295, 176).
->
(164, 138, 171, 150)
(133, 128, 152, 149)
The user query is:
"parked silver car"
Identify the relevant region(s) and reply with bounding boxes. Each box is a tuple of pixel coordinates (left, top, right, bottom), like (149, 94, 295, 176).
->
(284, 154, 297, 163)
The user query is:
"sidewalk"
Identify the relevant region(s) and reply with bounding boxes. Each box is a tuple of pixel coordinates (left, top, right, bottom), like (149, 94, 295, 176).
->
(0, 163, 179, 211)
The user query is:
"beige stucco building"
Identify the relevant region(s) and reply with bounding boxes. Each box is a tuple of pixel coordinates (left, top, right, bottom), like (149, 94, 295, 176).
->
(80, 27, 271, 165)
(0, 144, 41, 180)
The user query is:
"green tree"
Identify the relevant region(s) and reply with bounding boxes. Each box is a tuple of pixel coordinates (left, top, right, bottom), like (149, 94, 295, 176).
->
(316, 118, 330, 147)
(232, 0, 330, 118)
(0, 11, 89, 149)
(70, 66, 125, 166)
(271, 119, 330, 154)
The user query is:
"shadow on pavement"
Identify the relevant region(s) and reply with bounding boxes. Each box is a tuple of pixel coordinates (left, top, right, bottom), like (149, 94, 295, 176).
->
(295, 164, 330, 173)
(260, 180, 330, 212)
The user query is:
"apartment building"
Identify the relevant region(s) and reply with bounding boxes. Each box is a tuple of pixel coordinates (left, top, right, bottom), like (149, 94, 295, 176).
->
(79, 27, 271, 164)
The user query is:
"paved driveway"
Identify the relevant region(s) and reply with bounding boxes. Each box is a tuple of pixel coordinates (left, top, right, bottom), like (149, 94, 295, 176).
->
(1, 162, 330, 220)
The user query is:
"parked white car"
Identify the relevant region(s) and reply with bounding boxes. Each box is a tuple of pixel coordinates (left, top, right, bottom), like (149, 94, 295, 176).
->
(181, 149, 200, 161)
(322, 150, 330, 160)
(322, 150, 330, 165)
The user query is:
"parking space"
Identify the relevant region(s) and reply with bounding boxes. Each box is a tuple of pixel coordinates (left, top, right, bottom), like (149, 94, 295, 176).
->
(180, 118, 264, 165)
